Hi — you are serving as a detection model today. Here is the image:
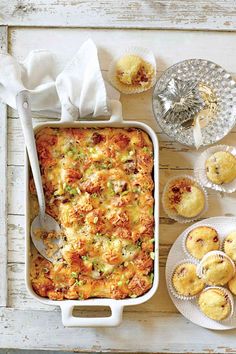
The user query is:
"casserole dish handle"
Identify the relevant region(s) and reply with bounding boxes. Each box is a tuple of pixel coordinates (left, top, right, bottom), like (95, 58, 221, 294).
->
(60, 302, 124, 327)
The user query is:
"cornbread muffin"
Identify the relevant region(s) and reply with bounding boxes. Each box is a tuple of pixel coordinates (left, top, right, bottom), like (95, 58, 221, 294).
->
(176, 186, 205, 218)
(199, 253, 235, 286)
(198, 288, 232, 321)
(116, 54, 155, 89)
(223, 231, 236, 262)
(205, 151, 236, 185)
(172, 263, 205, 297)
(228, 274, 236, 295)
(185, 226, 220, 260)
(165, 177, 205, 219)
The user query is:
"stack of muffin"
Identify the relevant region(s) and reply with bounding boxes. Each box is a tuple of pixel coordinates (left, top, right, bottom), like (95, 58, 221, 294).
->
(171, 226, 236, 321)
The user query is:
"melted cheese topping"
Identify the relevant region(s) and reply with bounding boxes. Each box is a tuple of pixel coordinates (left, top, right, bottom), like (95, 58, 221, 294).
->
(30, 127, 155, 300)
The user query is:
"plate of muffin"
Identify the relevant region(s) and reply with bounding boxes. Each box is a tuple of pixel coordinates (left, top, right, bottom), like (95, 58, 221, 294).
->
(166, 216, 236, 329)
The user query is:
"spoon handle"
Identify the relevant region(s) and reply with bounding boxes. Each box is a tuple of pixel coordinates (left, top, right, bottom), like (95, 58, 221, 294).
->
(16, 90, 46, 220)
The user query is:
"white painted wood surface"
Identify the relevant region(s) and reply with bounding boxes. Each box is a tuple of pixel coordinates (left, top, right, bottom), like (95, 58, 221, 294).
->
(0, 26, 8, 307)
(2, 26, 236, 353)
(2, 309, 236, 353)
(1, 0, 236, 31)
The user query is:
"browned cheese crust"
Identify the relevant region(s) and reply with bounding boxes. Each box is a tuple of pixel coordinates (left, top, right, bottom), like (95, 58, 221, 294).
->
(30, 127, 155, 300)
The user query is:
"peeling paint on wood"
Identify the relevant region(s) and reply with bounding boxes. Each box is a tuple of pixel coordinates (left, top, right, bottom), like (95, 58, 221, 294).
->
(1, 309, 236, 352)
(1, 1, 236, 31)
(0, 26, 8, 307)
(8, 28, 236, 75)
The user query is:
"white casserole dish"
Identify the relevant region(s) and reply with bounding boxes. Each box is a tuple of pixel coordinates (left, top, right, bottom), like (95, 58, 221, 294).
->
(25, 100, 159, 327)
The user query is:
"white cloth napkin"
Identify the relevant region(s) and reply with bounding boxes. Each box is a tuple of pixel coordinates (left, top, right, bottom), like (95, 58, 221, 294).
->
(0, 39, 119, 120)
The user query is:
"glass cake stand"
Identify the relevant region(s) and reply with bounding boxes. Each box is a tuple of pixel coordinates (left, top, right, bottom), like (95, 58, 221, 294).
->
(152, 59, 236, 147)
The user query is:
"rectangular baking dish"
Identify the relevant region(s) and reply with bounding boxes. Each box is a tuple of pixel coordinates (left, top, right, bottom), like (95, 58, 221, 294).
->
(25, 100, 159, 327)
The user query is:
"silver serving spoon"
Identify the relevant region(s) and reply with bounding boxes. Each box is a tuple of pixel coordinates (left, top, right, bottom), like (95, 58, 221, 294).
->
(16, 90, 61, 262)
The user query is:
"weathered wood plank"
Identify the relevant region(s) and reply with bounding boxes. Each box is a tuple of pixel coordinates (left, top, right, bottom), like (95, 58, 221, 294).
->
(1, 308, 236, 352)
(8, 28, 236, 74)
(0, 26, 8, 307)
(1, 1, 236, 31)
(8, 166, 25, 215)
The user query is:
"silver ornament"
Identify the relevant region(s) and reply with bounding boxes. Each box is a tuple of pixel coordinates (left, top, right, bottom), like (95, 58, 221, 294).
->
(156, 78, 205, 128)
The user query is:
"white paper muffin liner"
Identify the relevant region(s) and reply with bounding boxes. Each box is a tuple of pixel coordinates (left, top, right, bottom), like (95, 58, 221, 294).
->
(182, 224, 221, 261)
(198, 286, 234, 322)
(162, 174, 208, 224)
(169, 259, 202, 301)
(196, 250, 236, 284)
(194, 144, 236, 193)
(108, 46, 157, 94)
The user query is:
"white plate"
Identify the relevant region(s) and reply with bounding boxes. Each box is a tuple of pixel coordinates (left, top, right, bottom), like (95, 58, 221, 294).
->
(166, 216, 236, 330)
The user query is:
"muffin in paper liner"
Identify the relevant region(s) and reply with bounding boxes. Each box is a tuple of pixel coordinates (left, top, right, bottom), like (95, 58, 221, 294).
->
(108, 46, 157, 94)
(196, 250, 236, 286)
(169, 259, 205, 301)
(198, 286, 234, 322)
(223, 230, 236, 262)
(182, 224, 221, 261)
(162, 174, 208, 224)
(194, 144, 236, 193)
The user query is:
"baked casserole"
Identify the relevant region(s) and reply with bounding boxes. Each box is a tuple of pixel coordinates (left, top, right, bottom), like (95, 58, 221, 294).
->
(30, 127, 155, 300)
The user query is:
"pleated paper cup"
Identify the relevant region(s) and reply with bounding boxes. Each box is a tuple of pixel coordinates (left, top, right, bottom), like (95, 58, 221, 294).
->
(198, 286, 234, 322)
(169, 259, 204, 301)
(196, 250, 236, 285)
(162, 174, 208, 224)
(194, 144, 236, 193)
(108, 46, 157, 94)
(182, 224, 221, 261)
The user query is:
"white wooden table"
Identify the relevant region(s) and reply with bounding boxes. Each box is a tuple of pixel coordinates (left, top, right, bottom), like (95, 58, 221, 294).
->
(1, 2, 236, 352)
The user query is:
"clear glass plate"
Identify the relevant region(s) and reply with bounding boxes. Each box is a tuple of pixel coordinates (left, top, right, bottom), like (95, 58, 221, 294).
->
(152, 59, 236, 146)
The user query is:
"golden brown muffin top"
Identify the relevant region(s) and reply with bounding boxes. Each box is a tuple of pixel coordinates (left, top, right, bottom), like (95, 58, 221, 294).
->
(199, 288, 231, 321)
(186, 226, 220, 260)
(172, 263, 205, 297)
